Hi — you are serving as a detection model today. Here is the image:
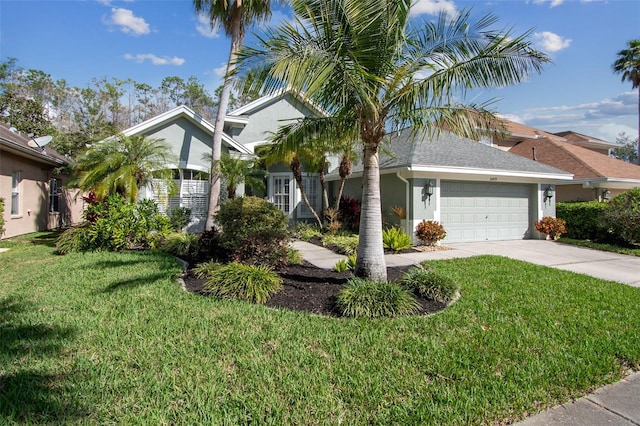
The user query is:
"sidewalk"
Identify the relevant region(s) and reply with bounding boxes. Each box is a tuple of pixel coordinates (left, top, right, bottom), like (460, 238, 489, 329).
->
(292, 239, 640, 425)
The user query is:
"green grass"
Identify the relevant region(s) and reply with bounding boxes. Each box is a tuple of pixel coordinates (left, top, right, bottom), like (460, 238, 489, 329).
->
(1, 232, 640, 424)
(559, 238, 640, 257)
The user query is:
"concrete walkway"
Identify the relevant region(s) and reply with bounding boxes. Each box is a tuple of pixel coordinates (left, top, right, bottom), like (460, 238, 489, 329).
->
(292, 239, 640, 286)
(292, 239, 640, 425)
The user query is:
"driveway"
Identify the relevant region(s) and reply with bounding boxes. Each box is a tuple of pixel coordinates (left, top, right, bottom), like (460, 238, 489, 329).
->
(444, 240, 640, 287)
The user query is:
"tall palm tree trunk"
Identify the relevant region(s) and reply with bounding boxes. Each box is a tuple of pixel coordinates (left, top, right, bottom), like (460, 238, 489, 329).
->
(291, 157, 323, 228)
(205, 18, 243, 230)
(637, 89, 639, 165)
(355, 142, 387, 281)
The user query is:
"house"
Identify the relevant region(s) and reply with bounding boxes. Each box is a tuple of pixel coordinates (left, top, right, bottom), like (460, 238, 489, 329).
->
(118, 90, 326, 231)
(508, 137, 640, 202)
(0, 122, 83, 239)
(327, 128, 573, 243)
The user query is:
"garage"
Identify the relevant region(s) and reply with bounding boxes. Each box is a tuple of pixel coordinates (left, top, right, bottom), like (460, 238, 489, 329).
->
(440, 181, 531, 243)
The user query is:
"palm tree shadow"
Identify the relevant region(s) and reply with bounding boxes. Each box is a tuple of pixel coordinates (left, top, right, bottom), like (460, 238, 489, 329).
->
(99, 272, 175, 293)
(0, 296, 87, 422)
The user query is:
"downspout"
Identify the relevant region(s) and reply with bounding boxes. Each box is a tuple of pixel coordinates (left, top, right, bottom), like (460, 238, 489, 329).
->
(396, 172, 411, 236)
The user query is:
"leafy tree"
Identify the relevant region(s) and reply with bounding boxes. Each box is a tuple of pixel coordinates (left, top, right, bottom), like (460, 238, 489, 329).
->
(238, 0, 549, 280)
(204, 151, 266, 199)
(193, 0, 277, 231)
(71, 134, 177, 203)
(612, 39, 640, 163)
(611, 132, 639, 163)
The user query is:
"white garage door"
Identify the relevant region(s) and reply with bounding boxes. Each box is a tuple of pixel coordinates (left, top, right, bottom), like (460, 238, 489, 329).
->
(440, 181, 531, 243)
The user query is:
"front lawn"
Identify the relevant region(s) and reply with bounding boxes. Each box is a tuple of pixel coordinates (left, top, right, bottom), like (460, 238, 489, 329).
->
(559, 238, 640, 257)
(1, 233, 639, 424)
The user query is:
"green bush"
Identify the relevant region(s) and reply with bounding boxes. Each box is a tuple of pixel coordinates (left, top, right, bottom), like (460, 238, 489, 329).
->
(336, 278, 419, 318)
(232, 230, 291, 268)
(383, 226, 412, 252)
(286, 248, 304, 266)
(556, 201, 608, 240)
(193, 260, 222, 279)
(196, 229, 229, 263)
(401, 267, 460, 305)
(215, 196, 288, 250)
(168, 207, 191, 231)
(0, 197, 5, 236)
(334, 254, 356, 272)
(290, 222, 322, 241)
(160, 232, 200, 258)
(56, 195, 171, 254)
(603, 188, 640, 246)
(204, 262, 282, 304)
(321, 233, 359, 255)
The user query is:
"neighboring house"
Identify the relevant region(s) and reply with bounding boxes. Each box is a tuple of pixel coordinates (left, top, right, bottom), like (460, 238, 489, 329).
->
(118, 90, 326, 231)
(508, 137, 640, 202)
(328, 128, 573, 243)
(0, 122, 83, 239)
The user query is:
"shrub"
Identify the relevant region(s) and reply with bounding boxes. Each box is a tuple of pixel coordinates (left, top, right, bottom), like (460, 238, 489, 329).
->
(193, 260, 222, 279)
(196, 229, 229, 263)
(0, 197, 5, 236)
(56, 195, 171, 253)
(336, 278, 419, 318)
(602, 188, 640, 246)
(415, 220, 446, 245)
(383, 227, 412, 252)
(204, 262, 282, 304)
(556, 201, 609, 240)
(338, 196, 361, 232)
(401, 267, 460, 305)
(168, 207, 191, 231)
(324, 208, 342, 233)
(215, 196, 289, 250)
(232, 230, 290, 268)
(334, 254, 357, 272)
(321, 233, 359, 255)
(534, 216, 567, 240)
(286, 248, 304, 266)
(290, 222, 322, 241)
(160, 232, 200, 258)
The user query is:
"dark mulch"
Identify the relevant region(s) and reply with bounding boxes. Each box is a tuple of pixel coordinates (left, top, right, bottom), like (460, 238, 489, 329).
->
(182, 261, 447, 317)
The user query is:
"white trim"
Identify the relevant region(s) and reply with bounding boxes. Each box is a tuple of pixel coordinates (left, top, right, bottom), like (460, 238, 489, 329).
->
(228, 88, 328, 118)
(269, 173, 295, 216)
(119, 105, 252, 155)
(297, 174, 322, 218)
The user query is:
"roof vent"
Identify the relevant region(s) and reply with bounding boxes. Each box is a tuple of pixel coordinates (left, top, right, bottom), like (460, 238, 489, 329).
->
(532, 147, 537, 161)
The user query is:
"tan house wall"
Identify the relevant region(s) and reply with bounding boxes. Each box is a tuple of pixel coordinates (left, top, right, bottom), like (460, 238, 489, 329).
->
(1, 151, 83, 239)
(557, 184, 630, 203)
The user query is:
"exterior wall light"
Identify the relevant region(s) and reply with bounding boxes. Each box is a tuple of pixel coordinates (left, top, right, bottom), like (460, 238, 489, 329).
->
(602, 189, 611, 201)
(544, 185, 555, 203)
(423, 180, 434, 200)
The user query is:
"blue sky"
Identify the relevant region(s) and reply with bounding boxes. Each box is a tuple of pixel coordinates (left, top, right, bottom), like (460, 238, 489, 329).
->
(1, 0, 638, 142)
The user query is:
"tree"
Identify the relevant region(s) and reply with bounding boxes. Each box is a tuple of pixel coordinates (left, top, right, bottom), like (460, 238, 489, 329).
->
(71, 134, 176, 203)
(612, 39, 640, 164)
(193, 0, 277, 231)
(611, 132, 639, 163)
(204, 151, 266, 199)
(238, 0, 549, 280)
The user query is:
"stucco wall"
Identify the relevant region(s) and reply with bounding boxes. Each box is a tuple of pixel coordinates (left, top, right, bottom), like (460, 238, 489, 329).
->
(1, 151, 83, 239)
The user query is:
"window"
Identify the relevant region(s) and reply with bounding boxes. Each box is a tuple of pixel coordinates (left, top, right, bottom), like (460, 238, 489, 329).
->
(11, 171, 21, 215)
(298, 175, 321, 218)
(49, 178, 61, 213)
(271, 174, 292, 215)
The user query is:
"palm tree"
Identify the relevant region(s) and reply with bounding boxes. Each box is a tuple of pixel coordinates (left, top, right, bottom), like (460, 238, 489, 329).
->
(71, 134, 176, 203)
(193, 0, 276, 230)
(237, 0, 549, 281)
(612, 39, 640, 164)
(204, 151, 266, 199)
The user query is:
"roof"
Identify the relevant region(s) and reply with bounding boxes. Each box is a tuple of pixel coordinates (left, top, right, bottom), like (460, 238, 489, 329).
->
(497, 118, 566, 142)
(333, 128, 572, 180)
(228, 88, 328, 118)
(553, 130, 617, 149)
(509, 137, 640, 181)
(120, 105, 252, 155)
(0, 122, 69, 167)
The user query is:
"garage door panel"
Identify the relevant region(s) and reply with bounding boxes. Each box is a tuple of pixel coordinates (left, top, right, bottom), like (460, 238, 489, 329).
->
(441, 181, 530, 243)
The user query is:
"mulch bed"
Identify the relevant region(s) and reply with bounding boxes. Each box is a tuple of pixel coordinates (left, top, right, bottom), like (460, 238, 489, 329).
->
(181, 261, 447, 317)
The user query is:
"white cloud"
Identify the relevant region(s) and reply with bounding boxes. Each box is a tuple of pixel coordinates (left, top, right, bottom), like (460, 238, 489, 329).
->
(196, 13, 221, 38)
(410, 0, 458, 18)
(532, 0, 565, 7)
(213, 63, 227, 77)
(533, 31, 571, 53)
(124, 53, 185, 66)
(105, 8, 150, 36)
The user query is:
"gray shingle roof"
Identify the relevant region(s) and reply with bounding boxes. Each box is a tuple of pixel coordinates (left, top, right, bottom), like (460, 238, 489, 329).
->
(344, 128, 569, 176)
